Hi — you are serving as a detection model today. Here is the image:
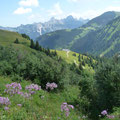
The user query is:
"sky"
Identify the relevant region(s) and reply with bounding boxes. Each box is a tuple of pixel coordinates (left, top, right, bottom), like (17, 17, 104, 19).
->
(1, 0, 120, 27)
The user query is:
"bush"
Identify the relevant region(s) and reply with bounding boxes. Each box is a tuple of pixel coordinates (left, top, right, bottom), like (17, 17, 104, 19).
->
(0, 46, 78, 90)
(95, 61, 120, 112)
(77, 59, 120, 120)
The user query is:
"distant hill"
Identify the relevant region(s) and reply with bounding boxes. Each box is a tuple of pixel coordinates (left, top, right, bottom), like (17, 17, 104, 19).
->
(53, 50, 95, 73)
(0, 16, 89, 40)
(36, 11, 120, 57)
(71, 16, 120, 57)
(0, 29, 95, 67)
(0, 29, 31, 51)
(83, 11, 120, 28)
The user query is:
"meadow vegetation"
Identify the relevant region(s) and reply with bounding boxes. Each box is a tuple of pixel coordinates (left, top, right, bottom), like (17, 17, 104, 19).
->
(0, 30, 119, 120)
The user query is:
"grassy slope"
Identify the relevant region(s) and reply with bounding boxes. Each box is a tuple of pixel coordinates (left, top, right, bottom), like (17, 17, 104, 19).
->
(71, 15, 120, 57)
(0, 29, 95, 119)
(0, 29, 34, 52)
(0, 29, 82, 120)
(53, 50, 95, 74)
(0, 76, 80, 120)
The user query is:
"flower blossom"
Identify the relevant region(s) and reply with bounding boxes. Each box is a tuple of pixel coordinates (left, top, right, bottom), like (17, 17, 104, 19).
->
(101, 110, 108, 115)
(0, 97, 11, 106)
(46, 82, 58, 90)
(61, 102, 74, 117)
(5, 82, 22, 95)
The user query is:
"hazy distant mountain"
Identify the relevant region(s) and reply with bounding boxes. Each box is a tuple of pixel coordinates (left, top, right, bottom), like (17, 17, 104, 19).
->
(36, 11, 120, 57)
(0, 16, 89, 40)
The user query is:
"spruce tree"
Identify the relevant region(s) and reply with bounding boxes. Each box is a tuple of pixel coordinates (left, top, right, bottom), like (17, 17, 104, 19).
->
(14, 38, 19, 44)
(30, 39, 34, 48)
(39, 45, 43, 51)
(79, 63, 83, 71)
(82, 61, 85, 66)
(54, 50, 57, 56)
(78, 54, 81, 62)
(35, 41, 40, 50)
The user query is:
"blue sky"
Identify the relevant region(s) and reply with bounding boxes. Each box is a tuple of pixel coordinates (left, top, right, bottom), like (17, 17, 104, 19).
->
(1, 0, 120, 27)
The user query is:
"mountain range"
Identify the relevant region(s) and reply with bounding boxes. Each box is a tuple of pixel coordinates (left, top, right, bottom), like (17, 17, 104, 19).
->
(36, 11, 120, 57)
(0, 16, 89, 40)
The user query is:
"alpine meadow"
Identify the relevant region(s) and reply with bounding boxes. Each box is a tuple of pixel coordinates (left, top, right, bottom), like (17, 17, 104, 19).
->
(0, 0, 120, 120)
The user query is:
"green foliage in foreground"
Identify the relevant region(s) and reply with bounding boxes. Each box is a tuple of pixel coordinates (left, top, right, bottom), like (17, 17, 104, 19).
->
(0, 76, 81, 120)
(77, 58, 120, 120)
(0, 30, 119, 120)
(0, 45, 81, 89)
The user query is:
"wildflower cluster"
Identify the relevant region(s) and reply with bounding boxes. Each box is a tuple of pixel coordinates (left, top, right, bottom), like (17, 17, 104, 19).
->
(0, 82, 42, 112)
(17, 104, 22, 107)
(101, 110, 108, 116)
(61, 102, 74, 117)
(18, 92, 31, 99)
(5, 82, 41, 99)
(46, 82, 58, 90)
(101, 110, 115, 119)
(25, 84, 41, 95)
(5, 82, 22, 95)
(0, 97, 11, 106)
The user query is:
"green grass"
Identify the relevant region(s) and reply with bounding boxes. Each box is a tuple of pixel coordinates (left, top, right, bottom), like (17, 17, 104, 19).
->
(0, 29, 37, 54)
(52, 50, 95, 74)
(0, 76, 82, 120)
(0, 29, 30, 46)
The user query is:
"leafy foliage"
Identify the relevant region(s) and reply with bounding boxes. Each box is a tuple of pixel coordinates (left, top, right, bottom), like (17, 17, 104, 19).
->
(0, 45, 81, 90)
(77, 58, 120, 119)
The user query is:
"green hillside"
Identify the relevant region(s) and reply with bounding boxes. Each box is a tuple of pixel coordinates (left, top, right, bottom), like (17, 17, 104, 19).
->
(53, 50, 95, 74)
(83, 11, 120, 28)
(0, 29, 30, 46)
(71, 16, 120, 57)
(36, 11, 120, 54)
(0, 29, 34, 52)
(0, 29, 94, 120)
(0, 26, 120, 120)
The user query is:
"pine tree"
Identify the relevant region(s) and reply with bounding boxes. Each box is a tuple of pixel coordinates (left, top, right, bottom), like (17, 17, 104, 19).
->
(78, 54, 81, 62)
(30, 39, 34, 48)
(82, 61, 85, 66)
(35, 41, 40, 50)
(79, 63, 83, 70)
(39, 45, 43, 51)
(14, 38, 19, 44)
(54, 50, 57, 56)
(45, 48, 50, 56)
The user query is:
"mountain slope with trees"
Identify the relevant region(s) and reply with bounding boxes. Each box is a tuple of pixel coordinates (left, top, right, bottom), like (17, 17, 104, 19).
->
(0, 29, 119, 120)
(36, 12, 119, 49)
(36, 11, 120, 57)
(71, 15, 120, 57)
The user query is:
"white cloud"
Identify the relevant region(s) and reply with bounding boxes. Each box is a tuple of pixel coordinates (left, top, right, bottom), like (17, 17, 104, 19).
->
(68, 6, 120, 19)
(105, 6, 120, 12)
(13, 7, 32, 14)
(19, 0, 39, 7)
(28, 14, 45, 22)
(48, 3, 63, 17)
